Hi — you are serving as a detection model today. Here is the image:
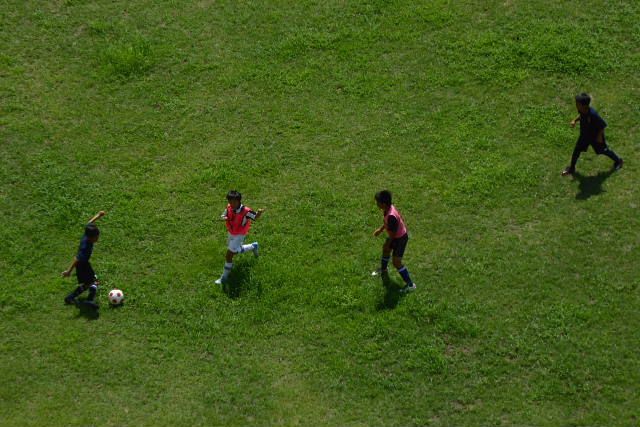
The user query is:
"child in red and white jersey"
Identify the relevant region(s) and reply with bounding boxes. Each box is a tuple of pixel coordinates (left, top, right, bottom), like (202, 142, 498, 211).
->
(215, 191, 264, 285)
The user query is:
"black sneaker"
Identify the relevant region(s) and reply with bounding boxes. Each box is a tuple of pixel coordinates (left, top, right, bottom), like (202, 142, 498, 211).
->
(612, 159, 624, 171)
(562, 168, 575, 176)
(64, 296, 76, 305)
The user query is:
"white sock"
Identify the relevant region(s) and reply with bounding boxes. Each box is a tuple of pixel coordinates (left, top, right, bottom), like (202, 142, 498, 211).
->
(240, 244, 254, 253)
(222, 262, 233, 279)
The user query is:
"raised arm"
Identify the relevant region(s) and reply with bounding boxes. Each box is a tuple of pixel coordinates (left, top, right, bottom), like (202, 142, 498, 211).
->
(88, 211, 106, 224)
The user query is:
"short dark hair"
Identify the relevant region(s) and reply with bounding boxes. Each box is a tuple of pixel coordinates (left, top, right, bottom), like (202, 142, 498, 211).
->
(227, 190, 242, 201)
(85, 223, 100, 238)
(375, 190, 392, 206)
(575, 93, 591, 106)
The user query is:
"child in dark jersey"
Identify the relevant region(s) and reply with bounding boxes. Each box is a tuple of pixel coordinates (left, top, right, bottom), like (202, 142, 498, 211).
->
(562, 93, 623, 176)
(62, 211, 106, 309)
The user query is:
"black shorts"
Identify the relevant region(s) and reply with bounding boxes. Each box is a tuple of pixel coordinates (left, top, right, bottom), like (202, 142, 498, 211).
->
(386, 233, 409, 258)
(76, 261, 96, 285)
(576, 138, 609, 154)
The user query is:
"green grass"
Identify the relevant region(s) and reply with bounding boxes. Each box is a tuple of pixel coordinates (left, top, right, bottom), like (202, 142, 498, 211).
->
(1, 0, 639, 425)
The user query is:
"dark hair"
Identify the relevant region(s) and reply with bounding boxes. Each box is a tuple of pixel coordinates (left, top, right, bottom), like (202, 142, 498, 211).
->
(85, 223, 100, 238)
(575, 93, 591, 106)
(227, 190, 242, 201)
(375, 190, 392, 206)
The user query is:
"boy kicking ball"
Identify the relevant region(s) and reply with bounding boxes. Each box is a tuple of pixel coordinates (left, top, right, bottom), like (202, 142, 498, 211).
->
(215, 191, 264, 285)
(371, 190, 416, 293)
(62, 211, 106, 309)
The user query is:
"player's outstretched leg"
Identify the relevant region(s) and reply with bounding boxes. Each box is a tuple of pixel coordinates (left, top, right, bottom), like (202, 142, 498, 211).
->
(65, 286, 84, 305)
(239, 242, 259, 258)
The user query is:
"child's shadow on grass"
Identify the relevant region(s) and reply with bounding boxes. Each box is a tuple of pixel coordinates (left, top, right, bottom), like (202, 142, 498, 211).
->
(73, 299, 100, 320)
(375, 271, 403, 311)
(222, 262, 261, 299)
(574, 170, 613, 200)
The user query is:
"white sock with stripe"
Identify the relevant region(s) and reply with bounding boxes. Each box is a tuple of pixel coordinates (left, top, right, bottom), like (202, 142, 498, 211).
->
(222, 262, 233, 279)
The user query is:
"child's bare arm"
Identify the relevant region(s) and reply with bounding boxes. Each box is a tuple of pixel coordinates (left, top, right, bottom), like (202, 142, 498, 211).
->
(62, 258, 79, 277)
(570, 115, 580, 127)
(88, 211, 106, 224)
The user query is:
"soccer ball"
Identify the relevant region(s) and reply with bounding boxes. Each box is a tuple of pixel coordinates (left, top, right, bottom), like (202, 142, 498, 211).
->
(108, 289, 124, 305)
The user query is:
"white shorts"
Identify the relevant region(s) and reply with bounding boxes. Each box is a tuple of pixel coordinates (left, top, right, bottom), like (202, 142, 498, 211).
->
(227, 232, 246, 253)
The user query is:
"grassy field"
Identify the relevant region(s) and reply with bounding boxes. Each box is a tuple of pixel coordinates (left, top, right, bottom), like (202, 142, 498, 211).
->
(1, 0, 639, 425)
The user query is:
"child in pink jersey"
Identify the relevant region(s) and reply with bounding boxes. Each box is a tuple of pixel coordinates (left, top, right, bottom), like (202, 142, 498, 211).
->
(371, 190, 416, 292)
(215, 190, 264, 285)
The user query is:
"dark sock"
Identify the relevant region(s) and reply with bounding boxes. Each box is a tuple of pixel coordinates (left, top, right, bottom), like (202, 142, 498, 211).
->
(87, 285, 97, 301)
(381, 257, 390, 270)
(603, 148, 621, 163)
(67, 286, 84, 299)
(570, 147, 581, 170)
(398, 266, 413, 285)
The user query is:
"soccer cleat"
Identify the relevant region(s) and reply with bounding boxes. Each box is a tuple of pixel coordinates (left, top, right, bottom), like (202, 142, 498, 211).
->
(215, 277, 225, 285)
(400, 283, 417, 293)
(612, 159, 624, 171)
(64, 296, 76, 305)
(252, 242, 260, 258)
(371, 268, 388, 277)
(561, 168, 575, 176)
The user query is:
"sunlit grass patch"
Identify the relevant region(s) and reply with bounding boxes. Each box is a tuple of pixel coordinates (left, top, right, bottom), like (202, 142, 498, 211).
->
(97, 37, 152, 78)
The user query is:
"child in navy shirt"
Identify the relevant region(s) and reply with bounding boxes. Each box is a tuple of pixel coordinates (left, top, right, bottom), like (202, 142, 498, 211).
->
(562, 93, 623, 176)
(62, 211, 106, 308)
